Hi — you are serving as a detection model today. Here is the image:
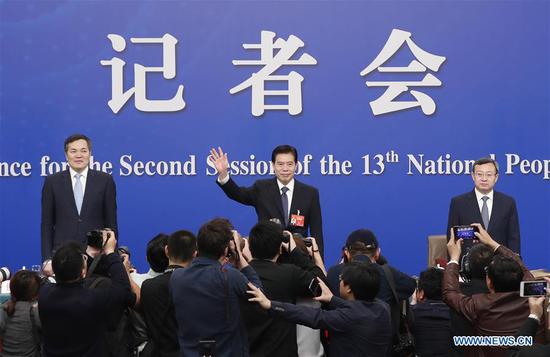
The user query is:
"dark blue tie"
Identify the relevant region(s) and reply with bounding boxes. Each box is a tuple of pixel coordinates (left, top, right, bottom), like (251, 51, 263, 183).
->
(281, 186, 289, 227)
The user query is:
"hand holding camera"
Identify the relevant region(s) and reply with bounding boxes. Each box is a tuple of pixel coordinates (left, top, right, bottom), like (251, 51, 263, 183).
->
(86, 228, 117, 256)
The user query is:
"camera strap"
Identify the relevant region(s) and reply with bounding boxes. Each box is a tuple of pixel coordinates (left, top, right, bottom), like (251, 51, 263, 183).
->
(87, 252, 103, 277)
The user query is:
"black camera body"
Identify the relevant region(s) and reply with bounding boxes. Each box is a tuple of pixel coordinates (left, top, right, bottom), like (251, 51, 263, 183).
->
(86, 229, 110, 249)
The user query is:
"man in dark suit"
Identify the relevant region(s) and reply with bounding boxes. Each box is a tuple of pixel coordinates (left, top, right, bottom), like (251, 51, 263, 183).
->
(447, 157, 520, 253)
(41, 134, 118, 262)
(240, 221, 326, 357)
(210, 145, 324, 255)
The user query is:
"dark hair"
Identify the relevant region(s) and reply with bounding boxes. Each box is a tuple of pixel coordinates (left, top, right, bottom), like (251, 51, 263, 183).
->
(340, 262, 380, 301)
(147, 234, 169, 273)
(52, 242, 85, 283)
(468, 244, 494, 279)
(473, 157, 499, 174)
(271, 145, 298, 163)
(347, 242, 377, 259)
(197, 218, 234, 259)
(64, 134, 92, 153)
(487, 255, 523, 292)
(418, 268, 444, 300)
(4, 270, 41, 316)
(249, 221, 284, 260)
(168, 230, 197, 263)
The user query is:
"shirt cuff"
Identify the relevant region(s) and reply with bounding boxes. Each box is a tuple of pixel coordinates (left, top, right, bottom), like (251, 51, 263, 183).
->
(448, 260, 459, 265)
(528, 314, 541, 324)
(217, 174, 230, 185)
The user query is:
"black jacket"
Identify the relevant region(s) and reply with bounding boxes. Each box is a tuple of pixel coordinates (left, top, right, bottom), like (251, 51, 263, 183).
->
(218, 177, 324, 255)
(38, 253, 134, 357)
(241, 249, 325, 357)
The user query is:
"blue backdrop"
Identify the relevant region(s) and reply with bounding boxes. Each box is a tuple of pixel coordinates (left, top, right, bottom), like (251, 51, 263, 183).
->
(1, 0, 548, 275)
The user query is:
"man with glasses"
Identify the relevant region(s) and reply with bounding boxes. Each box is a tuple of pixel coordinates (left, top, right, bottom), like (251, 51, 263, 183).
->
(447, 157, 520, 253)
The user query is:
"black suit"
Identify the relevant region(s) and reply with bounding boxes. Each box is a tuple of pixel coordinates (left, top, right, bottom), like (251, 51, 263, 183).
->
(41, 169, 117, 260)
(141, 266, 181, 357)
(447, 190, 520, 253)
(507, 317, 550, 357)
(217, 177, 324, 255)
(241, 249, 325, 357)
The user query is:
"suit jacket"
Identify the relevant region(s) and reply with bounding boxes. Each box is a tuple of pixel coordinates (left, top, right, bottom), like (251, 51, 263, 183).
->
(442, 246, 545, 357)
(507, 317, 550, 357)
(270, 297, 392, 357)
(140, 266, 181, 357)
(38, 253, 133, 357)
(41, 169, 117, 260)
(447, 190, 520, 253)
(241, 249, 326, 357)
(217, 177, 324, 255)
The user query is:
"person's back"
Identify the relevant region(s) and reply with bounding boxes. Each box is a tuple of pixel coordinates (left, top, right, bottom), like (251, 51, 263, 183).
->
(326, 297, 392, 357)
(240, 221, 325, 357)
(171, 258, 252, 357)
(170, 218, 261, 357)
(0, 271, 42, 357)
(39, 234, 133, 357)
(141, 229, 197, 357)
(410, 268, 451, 357)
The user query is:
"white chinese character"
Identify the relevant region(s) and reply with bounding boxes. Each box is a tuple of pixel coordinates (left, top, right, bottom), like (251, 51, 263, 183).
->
(360, 29, 446, 116)
(230, 31, 317, 117)
(100, 34, 185, 114)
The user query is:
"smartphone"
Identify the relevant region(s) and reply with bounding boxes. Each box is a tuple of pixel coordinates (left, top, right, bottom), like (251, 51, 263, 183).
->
(453, 225, 479, 241)
(520, 281, 548, 297)
(308, 278, 322, 297)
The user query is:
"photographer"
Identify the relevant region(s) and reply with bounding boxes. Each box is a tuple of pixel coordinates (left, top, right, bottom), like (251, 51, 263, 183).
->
(241, 221, 326, 357)
(38, 230, 135, 357)
(247, 262, 392, 357)
(170, 218, 262, 357)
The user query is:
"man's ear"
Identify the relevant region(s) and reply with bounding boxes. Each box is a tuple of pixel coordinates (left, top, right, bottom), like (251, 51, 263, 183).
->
(164, 245, 170, 258)
(416, 289, 425, 302)
(486, 275, 495, 293)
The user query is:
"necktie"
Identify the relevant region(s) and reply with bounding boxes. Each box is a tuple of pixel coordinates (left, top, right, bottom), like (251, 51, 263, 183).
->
(74, 173, 83, 215)
(481, 196, 489, 229)
(281, 186, 289, 227)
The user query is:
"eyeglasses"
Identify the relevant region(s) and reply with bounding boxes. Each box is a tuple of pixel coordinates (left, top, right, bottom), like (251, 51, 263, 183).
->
(474, 172, 496, 179)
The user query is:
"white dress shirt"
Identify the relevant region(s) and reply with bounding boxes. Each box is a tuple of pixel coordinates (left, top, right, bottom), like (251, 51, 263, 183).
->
(69, 166, 88, 196)
(474, 188, 493, 220)
(218, 174, 295, 217)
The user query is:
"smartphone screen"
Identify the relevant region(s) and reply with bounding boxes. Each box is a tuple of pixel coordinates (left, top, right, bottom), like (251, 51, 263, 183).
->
(453, 226, 477, 241)
(520, 281, 548, 297)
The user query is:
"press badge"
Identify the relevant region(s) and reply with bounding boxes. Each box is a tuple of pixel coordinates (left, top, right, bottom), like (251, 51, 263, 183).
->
(290, 210, 305, 227)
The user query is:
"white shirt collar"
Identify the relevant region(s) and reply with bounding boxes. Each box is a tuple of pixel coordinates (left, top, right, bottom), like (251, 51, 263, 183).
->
(475, 188, 493, 201)
(69, 166, 89, 178)
(277, 178, 295, 192)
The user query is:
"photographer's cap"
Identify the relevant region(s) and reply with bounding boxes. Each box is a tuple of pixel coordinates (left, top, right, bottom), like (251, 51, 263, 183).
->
(346, 229, 378, 249)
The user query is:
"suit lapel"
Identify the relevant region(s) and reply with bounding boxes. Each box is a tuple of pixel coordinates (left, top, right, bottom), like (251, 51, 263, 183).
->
(270, 178, 285, 221)
(488, 191, 501, 232)
(468, 190, 485, 228)
(63, 170, 79, 216)
(289, 179, 301, 216)
(80, 169, 94, 217)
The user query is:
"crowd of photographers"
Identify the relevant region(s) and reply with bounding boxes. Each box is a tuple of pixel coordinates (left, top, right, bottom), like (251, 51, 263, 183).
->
(1, 219, 549, 357)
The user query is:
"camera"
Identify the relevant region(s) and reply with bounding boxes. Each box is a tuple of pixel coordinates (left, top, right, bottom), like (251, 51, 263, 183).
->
(86, 229, 110, 249)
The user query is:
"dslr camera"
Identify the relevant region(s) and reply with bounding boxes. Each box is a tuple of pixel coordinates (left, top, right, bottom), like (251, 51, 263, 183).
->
(86, 229, 111, 249)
